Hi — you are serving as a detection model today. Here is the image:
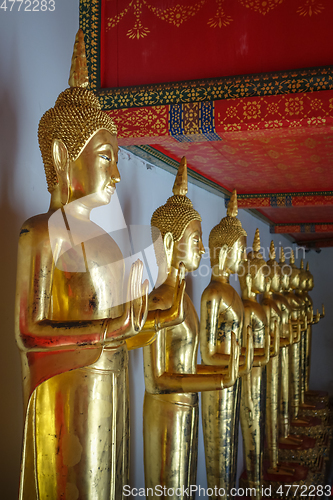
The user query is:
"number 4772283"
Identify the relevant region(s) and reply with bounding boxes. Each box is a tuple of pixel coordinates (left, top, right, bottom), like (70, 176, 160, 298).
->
(0, 0, 55, 11)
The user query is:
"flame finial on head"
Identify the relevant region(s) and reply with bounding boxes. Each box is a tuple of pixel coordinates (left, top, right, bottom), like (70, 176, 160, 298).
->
(151, 156, 201, 243)
(172, 157, 188, 196)
(227, 189, 238, 218)
(306, 262, 309, 271)
(279, 247, 285, 264)
(290, 249, 295, 265)
(269, 240, 276, 260)
(300, 259, 304, 269)
(68, 29, 89, 88)
(253, 228, 261, 253)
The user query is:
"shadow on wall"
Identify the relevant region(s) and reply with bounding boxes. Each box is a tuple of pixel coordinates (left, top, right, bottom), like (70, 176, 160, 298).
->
(0, 73, 24, 495)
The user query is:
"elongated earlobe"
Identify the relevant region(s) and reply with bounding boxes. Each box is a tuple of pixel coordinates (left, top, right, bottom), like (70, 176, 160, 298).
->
(246, 274, 252, 296)
(52, 139, 70, 205)
(163, 232, 174, 271)
(218, 244, 228, 273)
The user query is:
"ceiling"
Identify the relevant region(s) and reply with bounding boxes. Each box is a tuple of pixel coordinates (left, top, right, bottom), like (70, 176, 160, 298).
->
(80, 0, 333, 249)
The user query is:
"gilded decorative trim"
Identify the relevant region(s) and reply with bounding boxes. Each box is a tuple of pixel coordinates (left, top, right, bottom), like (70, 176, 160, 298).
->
(225, 192, 333, 209)
(278, 446, 318, 468)
(95, 66, 333, 110)
(79, 0, 101, 93)
(271, 222, 333, 234)
(79, 2, 333, 110)
(169, 101, 221, 142)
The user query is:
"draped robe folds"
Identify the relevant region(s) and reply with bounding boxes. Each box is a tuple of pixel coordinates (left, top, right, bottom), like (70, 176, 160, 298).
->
(143, 293, 200, 500)
(200, 286, 244, 499)
(16, 219, 129, 500)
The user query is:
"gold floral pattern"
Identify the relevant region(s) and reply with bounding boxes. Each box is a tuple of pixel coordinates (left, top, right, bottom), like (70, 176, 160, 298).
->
(110, 105, 168, 138)
(297, 0, 325, 16)
(285, 97, 304, 116)
(243, 101, 261, 119)
(238, 0, 284, 15)
(207, 0, 233, 27)
(105, 0, 326, 40)
(147, 0, 207, 27)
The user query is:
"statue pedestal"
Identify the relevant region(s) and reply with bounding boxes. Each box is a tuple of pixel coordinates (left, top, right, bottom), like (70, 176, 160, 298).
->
(278, 434, 318, 468)
(305, 389, 329, 407)
(262, 460, 313, 498)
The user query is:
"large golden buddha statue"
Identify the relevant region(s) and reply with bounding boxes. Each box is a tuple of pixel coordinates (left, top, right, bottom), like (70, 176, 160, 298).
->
(239, 228, 270, 500)
(143, 158, 240, 499)
(15, 30, 183, 500)
(200, 189, 253, 499)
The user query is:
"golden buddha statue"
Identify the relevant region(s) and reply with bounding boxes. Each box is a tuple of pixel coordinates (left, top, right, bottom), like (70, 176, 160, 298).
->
(281, 249, 305, 423)
(15, 30, 184, 500)
(260, 241, 294, 476)
(200, 190, 253, 499)
(143, 158, 240, 499)
(260, 243, 316, 492)
(239, 228, 271, 500)
(294, 261, 329, 431)
(303, 262, 326, 405)
(271, 247, 301, 447)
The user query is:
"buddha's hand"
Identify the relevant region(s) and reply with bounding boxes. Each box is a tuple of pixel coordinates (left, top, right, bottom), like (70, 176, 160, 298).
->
(292, 317, 301, 342)
(321, 303, 325, 319)
(239, 325, 254, 376)
(222, 332, 240, 388)
(314, 309, 320, 324)
(105, 259, 149, 341)
(253, 332, 271, 367)
(288, 319, 293, 345)
(156, 262, 186, 330)
(303, 312, 307, 330)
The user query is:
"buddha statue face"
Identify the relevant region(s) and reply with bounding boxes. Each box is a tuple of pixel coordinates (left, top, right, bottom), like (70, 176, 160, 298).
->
(289, 269, 300, 290)
(307, 275, 314, 291)
(171, 220, 205, 272)
(61, 129, 120, 208)
(224, 235, 247, 274)
(252, 264, 269, 294)
(298, 271, 307, 292)
(280, 270, 290, 291)
(270, 270, 281, 293)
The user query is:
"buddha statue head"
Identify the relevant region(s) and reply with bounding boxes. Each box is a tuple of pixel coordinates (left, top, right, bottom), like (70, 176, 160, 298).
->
(239, 228, 269, 295)
(305, 262, 314, 291)
(297, 258, 308, 291)
(209, 189, 247, 276)
(266, 241, 281, 293)
(280, 249, 299, 290)
(151, 157, 204, 275)
(38, 30, 118, 207)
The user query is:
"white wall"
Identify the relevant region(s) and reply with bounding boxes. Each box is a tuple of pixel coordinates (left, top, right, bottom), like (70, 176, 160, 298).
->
(0, 2, 330, 498)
